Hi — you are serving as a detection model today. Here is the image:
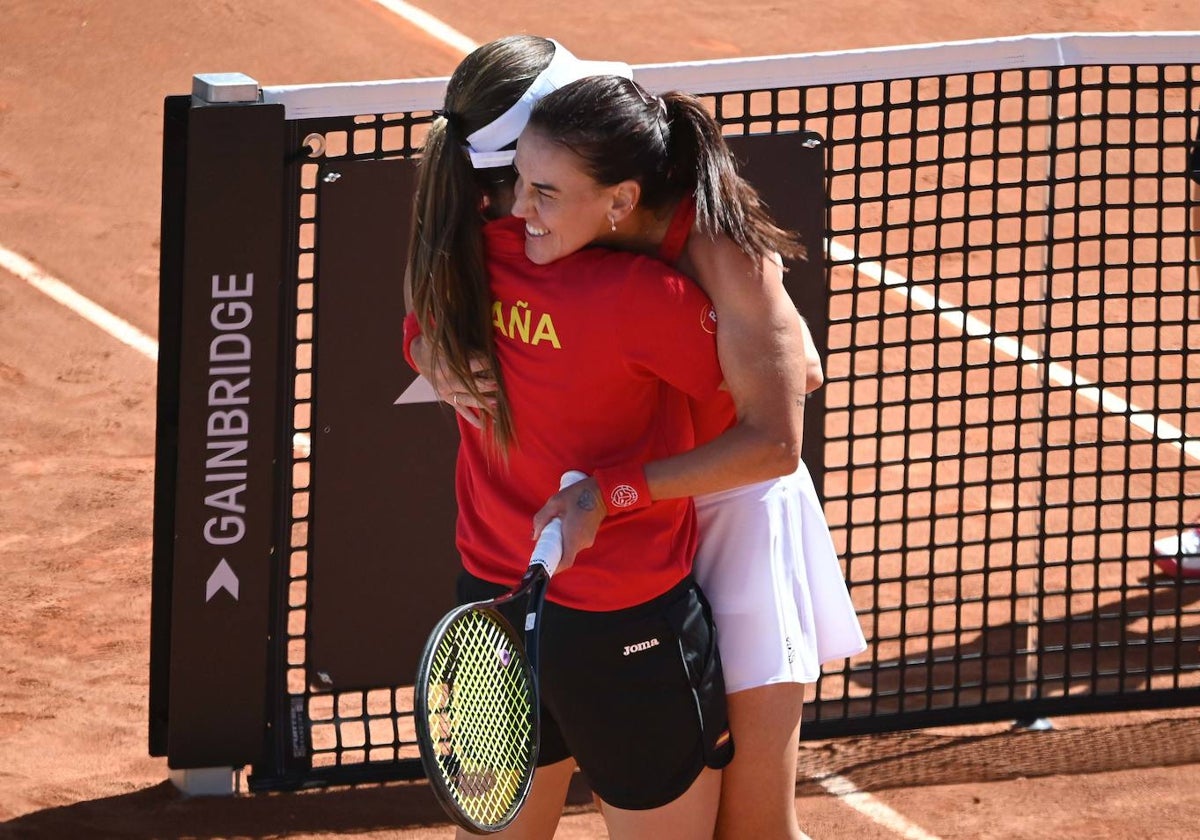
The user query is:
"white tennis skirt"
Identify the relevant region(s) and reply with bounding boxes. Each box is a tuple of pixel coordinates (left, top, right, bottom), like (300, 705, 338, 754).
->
(693, 460, 866, 691)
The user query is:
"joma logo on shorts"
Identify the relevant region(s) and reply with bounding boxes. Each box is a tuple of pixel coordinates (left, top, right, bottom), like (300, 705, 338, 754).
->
(622, 638, 660, 656)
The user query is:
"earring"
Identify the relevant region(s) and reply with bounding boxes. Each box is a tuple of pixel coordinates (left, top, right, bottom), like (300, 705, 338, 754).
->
(609, 216, 617, 232)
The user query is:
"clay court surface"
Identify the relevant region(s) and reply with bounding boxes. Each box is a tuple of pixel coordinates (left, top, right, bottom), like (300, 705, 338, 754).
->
(3, 1, 1200, 838)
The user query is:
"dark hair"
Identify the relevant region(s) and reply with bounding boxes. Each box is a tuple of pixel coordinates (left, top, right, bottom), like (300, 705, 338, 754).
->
(527, 75, 804, 262)
(407, 35, 555, 451)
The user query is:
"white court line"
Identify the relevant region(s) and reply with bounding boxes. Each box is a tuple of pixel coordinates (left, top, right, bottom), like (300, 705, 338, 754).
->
(0, 244, 314, 455)
(366, 0, 477, 54)
(827, 239, 1200, 465)
(815, 772, 945, 840)
(0, 244, 159, 362)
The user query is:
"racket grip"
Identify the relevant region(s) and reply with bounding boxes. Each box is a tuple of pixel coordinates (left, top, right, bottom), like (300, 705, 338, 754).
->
(529, 470, 589, 577)
(559, 470, 589, 489)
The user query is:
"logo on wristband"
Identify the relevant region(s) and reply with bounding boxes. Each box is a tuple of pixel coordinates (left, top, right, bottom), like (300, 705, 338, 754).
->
(609, 484, 640, 508)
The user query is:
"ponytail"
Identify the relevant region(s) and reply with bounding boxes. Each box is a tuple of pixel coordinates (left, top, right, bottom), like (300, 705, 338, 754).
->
(661, 92, 805, 261)
(407, 115, 513, 448)
(406, 35, 556, 453)
(529, 76, 805, 263)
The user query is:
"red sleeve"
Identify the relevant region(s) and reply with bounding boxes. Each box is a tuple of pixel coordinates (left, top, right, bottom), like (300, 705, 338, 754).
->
(616, 259, 722, 400)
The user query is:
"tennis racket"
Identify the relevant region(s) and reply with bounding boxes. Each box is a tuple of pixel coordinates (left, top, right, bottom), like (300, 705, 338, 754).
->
(414, 470, 587, 834)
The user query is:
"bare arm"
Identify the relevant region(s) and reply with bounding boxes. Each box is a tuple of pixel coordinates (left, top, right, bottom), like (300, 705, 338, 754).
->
(800, 312, 824, 394)
(642, 235, 809, 497)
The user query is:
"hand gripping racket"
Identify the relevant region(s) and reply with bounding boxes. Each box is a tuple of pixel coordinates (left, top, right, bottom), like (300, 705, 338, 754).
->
(414, 470, 587, 834)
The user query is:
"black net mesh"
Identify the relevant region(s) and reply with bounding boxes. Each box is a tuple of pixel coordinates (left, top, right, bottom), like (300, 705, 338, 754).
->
(259, 55, 1200, 787)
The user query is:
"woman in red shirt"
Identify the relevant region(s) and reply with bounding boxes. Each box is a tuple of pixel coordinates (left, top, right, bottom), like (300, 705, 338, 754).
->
(407, 37, 732, 839)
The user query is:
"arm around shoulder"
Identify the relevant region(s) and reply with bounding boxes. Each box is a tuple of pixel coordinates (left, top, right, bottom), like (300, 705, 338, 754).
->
(640, 236, 810, 500)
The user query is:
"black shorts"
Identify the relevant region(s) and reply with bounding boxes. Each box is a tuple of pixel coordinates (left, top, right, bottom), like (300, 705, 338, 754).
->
(456, 571, 734, 810)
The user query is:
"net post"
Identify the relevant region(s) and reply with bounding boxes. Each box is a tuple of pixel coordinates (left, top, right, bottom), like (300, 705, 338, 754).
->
(192, 72, 260, 105)
(168, 766, 239, 797)
(150, 78, 290, 777)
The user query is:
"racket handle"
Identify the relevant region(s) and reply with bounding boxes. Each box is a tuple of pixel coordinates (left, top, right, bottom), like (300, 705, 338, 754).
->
(559, 470, 589, 489)
(529, 470, 589, 577)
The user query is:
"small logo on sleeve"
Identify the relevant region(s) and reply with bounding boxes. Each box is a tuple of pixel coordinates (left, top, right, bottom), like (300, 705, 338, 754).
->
(700, 303, 717, 334)
(609, 484, 640, 508)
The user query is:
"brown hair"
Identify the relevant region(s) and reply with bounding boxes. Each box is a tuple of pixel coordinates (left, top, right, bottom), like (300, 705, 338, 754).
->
(406, 35, 555, 451)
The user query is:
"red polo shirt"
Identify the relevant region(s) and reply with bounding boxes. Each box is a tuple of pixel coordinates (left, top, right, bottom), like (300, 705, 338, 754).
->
(454, 216, 723, 610)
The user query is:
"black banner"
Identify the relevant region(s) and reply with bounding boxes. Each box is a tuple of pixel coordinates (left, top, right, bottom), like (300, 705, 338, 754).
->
(162, 101, 286, 768)
(306, 158, 461, 691)
(725, 131, 828, 489)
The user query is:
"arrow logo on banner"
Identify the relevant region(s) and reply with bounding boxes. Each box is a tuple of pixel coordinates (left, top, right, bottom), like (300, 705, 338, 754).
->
(394, 375, 438, 405)
(205, 558, 240, 602)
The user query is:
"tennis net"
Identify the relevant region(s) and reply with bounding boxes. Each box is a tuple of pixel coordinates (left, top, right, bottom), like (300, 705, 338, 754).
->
(158, 31, 1200, 789)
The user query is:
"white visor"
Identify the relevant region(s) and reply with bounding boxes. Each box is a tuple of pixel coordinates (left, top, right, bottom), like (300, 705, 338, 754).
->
(464, 40, 633, 169)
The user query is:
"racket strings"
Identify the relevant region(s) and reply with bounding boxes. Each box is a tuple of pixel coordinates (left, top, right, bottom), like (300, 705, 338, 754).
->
(425, 609, 536, 826)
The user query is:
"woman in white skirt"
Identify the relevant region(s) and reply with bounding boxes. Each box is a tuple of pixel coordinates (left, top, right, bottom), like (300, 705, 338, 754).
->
(523, 115, 865, 832)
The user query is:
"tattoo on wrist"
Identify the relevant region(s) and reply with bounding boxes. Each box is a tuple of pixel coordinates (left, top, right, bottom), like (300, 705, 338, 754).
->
(576, 490, 598, 512)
